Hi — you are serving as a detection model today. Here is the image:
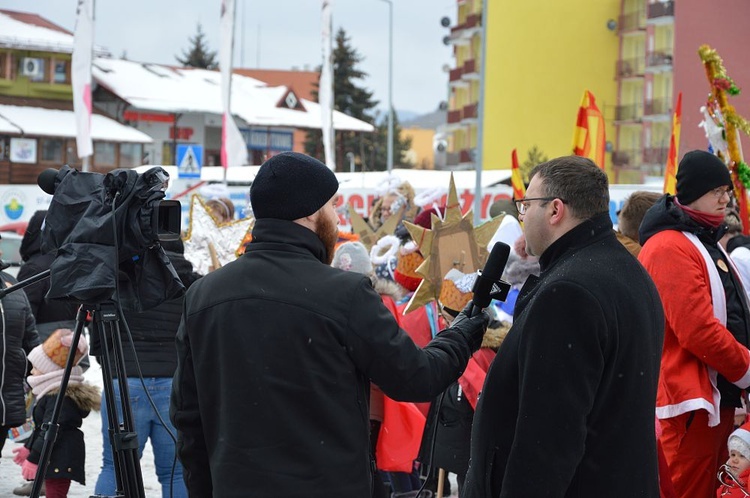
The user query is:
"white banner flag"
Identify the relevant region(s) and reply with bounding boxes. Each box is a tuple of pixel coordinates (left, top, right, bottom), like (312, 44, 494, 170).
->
(320, 0, 335, 171)
(220, 0, 248, 167)
(72, 0, 93, 160)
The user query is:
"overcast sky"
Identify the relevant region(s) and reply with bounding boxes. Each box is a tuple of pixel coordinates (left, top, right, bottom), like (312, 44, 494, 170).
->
(3, 0, 456, 117)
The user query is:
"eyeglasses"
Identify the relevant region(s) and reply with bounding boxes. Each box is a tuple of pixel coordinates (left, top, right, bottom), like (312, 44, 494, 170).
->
(711, 186, 732, 198)
(514, 197, 565, 215)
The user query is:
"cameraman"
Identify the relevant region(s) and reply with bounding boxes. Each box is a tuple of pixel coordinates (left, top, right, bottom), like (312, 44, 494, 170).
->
(170, 152, 490, 498)
(92, 239, 200, 498)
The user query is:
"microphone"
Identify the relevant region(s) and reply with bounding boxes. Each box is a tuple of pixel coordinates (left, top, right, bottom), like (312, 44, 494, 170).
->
(38, 168, 59, 195)
(471, 242, 512, 310)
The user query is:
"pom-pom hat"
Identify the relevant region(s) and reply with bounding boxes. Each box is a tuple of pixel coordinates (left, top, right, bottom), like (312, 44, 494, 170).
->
(28, 328, 88, 374)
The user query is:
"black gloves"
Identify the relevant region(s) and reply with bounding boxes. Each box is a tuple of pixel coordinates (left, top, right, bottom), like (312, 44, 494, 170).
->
(448, 302, 490, 352)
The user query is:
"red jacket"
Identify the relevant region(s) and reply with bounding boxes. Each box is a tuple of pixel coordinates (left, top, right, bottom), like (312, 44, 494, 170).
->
(716, 466, 750, 497)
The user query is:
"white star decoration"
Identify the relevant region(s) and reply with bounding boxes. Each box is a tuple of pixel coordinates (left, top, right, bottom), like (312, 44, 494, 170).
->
(183, 194, 254, 275)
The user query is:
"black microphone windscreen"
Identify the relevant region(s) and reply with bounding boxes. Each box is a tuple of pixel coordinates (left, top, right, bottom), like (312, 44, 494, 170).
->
(37, 168, 59, 195)
(483, 242, 511, 283)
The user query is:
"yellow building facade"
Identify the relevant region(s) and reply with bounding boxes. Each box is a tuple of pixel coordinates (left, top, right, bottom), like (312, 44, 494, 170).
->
(447, 0, 621, 177)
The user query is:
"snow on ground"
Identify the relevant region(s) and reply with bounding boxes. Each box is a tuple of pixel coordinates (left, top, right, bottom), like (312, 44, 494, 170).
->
(1, 357, 160, 498)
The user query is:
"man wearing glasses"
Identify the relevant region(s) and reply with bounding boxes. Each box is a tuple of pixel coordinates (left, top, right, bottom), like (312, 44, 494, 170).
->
(464, 156, 665, 497)
(639, 150, 750, 498)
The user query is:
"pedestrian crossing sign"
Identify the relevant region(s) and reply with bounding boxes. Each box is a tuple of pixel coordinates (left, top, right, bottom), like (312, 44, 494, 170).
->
(177, 144, 203, 179)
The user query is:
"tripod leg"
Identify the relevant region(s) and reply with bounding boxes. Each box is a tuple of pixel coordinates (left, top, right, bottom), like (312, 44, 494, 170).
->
(29, 307, 88, 498)
(98, 303, 146, 498)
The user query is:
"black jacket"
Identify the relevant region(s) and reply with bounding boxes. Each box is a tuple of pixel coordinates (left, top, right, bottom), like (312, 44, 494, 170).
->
(90, 250, 200, 378)
(17, 210, 79, 330)
(0, 272, 39, 428)
(463, 213, 664, 498)
(171, 218, 479, 498)
(25, 383, 100, 484)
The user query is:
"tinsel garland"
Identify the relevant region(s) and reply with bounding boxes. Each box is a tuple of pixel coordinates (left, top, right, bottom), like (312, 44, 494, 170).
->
(726, 107, 750, 137)
(737, 161, 750, 190)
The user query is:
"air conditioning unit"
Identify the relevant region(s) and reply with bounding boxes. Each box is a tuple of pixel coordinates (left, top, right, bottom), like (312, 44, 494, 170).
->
(20, 58, 44, 79)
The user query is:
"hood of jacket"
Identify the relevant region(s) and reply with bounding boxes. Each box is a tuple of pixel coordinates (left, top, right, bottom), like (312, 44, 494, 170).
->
(639, 194, 727, 247)
(20, 210, 47, 261)
(482, 321, 509, 351)
(47, 383, 101, 412)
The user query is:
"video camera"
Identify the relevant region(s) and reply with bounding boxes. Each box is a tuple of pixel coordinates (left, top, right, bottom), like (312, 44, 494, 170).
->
(38, 165, 185, 311)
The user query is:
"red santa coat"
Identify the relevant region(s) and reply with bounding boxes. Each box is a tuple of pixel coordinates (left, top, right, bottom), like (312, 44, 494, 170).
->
(639, 230, 750, 427)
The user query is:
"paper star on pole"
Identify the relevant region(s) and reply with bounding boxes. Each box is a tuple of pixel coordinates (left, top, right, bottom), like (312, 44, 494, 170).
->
(183, 194, 254, 275)
(402, 174, 503, 314)
(347, 203, 405, 251)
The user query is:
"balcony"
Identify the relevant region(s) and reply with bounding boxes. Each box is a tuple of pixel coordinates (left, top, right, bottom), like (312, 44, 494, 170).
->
(618, 10, 645, 33)
(644, 98, 672, 117)
(643, 147, 669, 165)
(462, 103, 478, 120)
(614, 103, 643, 123)
(646, 51, 673, 69)
(449, 67, 463, 82)
(462, 58, 478, 77)
(648, 1, 674, 20)
(616, 58, 645, 79)
(465, 13, 481, 30)
(612, 149, 641, 167)
(447, 109, 462, 124)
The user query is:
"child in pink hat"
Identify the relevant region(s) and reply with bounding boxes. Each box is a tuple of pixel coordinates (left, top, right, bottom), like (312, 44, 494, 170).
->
(12, 329, 100, 498)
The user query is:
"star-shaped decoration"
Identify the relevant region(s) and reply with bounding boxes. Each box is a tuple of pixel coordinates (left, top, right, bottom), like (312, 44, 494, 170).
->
(402, 174, 503, 314)
(183, 194, 254, 275)
(347, 203, 405, 251)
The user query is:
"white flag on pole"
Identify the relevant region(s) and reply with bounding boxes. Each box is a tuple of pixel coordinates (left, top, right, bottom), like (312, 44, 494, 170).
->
(72, 0, 93, 159)
(220, 0, 248, 167)
(320, 0, 336, 171)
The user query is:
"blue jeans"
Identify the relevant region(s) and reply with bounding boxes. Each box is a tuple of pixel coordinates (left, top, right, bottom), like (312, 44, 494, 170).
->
(94, 377, 187, 498)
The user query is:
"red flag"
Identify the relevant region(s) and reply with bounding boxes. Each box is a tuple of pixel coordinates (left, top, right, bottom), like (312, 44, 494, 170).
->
(376, 397, 427, 472)
(572, 90, 606, 169)
(511, 149, 526, 200)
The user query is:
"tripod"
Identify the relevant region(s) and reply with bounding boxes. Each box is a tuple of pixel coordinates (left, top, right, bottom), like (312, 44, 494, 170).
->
(2, 268, 147, 498)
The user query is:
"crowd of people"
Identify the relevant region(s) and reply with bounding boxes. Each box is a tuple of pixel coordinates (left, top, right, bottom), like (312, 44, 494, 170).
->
(2, 149, 750, 497)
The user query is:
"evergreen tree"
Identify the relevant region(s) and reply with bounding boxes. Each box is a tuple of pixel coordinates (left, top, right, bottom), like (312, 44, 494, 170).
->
(176, 24, 218, 69)
(306, 28, 403, 171)
(521, 145, 549, 183)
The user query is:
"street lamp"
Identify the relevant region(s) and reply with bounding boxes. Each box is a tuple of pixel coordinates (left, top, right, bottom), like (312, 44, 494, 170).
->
(380, 0, 394, 173)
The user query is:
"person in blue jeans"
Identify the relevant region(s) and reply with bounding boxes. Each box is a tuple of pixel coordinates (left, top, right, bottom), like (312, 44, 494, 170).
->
(92, 239, 201, 498)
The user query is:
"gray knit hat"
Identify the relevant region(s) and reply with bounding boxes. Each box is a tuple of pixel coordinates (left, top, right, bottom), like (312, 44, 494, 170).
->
(332, 242, 373, 275)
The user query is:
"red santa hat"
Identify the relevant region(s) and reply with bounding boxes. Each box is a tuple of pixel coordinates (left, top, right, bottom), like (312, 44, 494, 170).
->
(729, 421, 750, 460)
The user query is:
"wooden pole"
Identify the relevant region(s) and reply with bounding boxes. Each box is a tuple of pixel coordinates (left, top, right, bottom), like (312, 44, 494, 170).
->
(436, 468, 445, 498)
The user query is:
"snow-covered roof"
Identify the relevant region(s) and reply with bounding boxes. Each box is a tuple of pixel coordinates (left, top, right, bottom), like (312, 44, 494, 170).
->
(0, 10, 109, 55)
(0, 104, 153, 143)
(93, 58, 374, 132)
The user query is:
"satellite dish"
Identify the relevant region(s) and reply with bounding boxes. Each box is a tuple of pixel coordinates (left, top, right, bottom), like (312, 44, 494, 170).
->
(443, 35, 451, 46)
(440, 16, 451, 27)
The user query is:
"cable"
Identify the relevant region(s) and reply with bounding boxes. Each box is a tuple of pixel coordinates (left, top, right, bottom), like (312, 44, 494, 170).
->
(109, 195, 177, 498)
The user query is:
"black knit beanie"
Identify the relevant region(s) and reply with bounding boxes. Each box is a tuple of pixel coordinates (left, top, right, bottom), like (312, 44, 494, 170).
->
(250, 152, 339, 220)
(676, 150, 732, 205)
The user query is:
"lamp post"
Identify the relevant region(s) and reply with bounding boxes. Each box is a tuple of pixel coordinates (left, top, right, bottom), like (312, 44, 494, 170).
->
(380, 0, 394, 173)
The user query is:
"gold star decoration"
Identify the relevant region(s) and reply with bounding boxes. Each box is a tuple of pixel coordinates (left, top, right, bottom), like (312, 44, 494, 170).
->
(347, 203, 405, 251)
(402, 174, 503, 314)
(183, 194, 254, 275)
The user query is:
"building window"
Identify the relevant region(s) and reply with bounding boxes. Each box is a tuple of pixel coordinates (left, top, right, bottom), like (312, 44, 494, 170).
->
(53, 60, 69, 84)
(119, 143, 143, 168)
(40, 138, 64, 163)
(65, 139, 80, 166)
(94, 142, 117, 167)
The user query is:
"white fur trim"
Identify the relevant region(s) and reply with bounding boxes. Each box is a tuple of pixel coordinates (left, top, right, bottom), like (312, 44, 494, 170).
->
(414, 188, 446, 208)
(656, 397, 720, 427)
(729, 429, 750, 460)
(370, 236, 400, 265)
